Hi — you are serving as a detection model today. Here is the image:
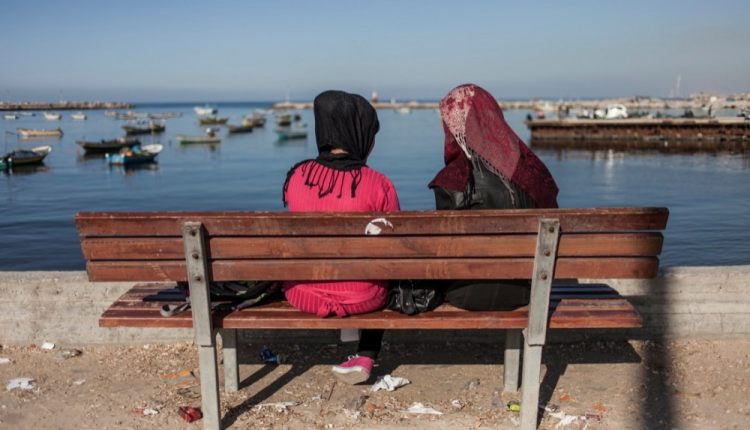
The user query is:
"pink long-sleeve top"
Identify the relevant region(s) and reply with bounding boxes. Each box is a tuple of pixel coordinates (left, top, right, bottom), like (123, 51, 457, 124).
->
(283, 160, 400, 317)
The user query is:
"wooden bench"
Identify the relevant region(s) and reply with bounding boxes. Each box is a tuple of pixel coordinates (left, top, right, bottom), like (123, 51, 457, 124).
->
(76, 207, 668, 430)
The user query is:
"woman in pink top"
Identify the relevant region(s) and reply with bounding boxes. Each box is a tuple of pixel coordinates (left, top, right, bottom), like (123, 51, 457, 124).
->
(282, 90, 399, 384)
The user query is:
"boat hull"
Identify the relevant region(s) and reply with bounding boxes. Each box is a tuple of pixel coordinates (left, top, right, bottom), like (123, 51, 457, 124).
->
(176, 135, 221, 144)
(77, 138, 141, 153)
(122, 125, 166, 135)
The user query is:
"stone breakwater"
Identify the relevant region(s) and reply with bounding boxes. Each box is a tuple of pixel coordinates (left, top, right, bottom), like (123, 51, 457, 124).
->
(0, 101, 133, 111)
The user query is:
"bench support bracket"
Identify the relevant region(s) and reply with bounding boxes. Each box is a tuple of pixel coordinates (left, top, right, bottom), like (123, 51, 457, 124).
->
(521, 218, 560, 430)
(183, 222, 221, 430)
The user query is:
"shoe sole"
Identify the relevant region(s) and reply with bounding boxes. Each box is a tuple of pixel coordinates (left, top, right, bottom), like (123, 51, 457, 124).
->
(331, 365, 370, 385)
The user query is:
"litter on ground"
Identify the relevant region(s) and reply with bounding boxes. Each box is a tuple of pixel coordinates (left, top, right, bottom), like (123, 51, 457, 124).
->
(6, 378, 35, 391)
(371, 374, 410, 392)
(404, 402, 443, 415)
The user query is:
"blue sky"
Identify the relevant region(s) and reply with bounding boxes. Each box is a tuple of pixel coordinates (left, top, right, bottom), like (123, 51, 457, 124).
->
(2, 0, 749, 102)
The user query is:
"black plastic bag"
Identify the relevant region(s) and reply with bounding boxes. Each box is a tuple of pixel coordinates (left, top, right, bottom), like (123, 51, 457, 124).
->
(387, 280, 443, 315)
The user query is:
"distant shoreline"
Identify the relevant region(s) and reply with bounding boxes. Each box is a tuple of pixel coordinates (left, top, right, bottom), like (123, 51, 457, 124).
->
(274, 96, 750, 111)
(0, 101, 133, 111)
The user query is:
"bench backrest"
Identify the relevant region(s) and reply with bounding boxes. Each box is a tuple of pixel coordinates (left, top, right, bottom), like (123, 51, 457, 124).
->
(76, 208, 668, 282)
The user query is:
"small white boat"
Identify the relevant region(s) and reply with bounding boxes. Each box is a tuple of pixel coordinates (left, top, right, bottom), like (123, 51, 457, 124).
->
(194, 105, 218, 116)
(3, 113, 19, 120)
(43, 112, 62, 121)
(71, 112, 87, 121)
(396, 106, 411, 115)
(17, 128, 64, 138)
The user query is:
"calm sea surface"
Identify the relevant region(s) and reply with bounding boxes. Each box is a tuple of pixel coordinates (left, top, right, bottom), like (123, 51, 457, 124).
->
(1, 102, 749, 269)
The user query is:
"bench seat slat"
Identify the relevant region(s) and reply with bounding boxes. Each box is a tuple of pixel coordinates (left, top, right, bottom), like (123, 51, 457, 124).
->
(80, 233, 664, 260)
(99, 284, 642, 329)
(86, 257, 659, 282)
(76, 207, 669, 237)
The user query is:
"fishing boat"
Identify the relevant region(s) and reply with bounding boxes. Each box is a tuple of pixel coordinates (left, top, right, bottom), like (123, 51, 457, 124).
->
(176, 128, 222, 144)
(275, 126, 308, 140)
(2, 145, 53, 166)
(244, 113, 266, 127)
(275, 112, 292, 126)
(71, 112, 87, 121)
(194, 105, 218, 116)
(104, 111, 119, 118)
(43, 112, 62, 120)
(3, 113, 19, 120)
(17, 128, 64, 138)
(122, 120, 166, 135)
(226, 123, 254, 133)
(148, 112, 182, 120)
(117, 111, 149, 120)
(197, 116, 229, 125)
(76, 137, 141, 154)
(105, 144, 163, 165)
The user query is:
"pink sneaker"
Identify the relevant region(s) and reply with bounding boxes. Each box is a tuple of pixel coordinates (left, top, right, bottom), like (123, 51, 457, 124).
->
(331, 355, 373, 384)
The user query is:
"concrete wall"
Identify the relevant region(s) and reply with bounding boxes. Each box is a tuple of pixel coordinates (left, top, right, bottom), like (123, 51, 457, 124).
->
(0, 267, 748, 346)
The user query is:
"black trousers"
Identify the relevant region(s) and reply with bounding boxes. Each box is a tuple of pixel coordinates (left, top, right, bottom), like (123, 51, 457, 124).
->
(357, 329, 385, 360)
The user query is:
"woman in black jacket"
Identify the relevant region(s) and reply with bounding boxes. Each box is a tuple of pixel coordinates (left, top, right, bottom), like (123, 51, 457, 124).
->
(429, 84, 560, 310)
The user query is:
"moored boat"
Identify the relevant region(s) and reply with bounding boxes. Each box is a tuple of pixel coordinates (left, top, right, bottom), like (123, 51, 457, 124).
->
(2, 145, 53, 166)
(71, 112, 87, 121)
(105, 144, 163, 165)
(275, 126, 308, 140)
(43, 112, 62, 120)
(197, 116, 229, 125)
(148, 112, 182, 120)
(122, 120, 166, 135)
(194, 105, 218, 116)
(17, 128, 64, 138)
(3, 113, 19, 120)
(275, 112, 292, 126)
(76, 137, 141, 154)
(226, 123, 254, 133)
(244, 113, 266, 127)
(175, 133, 221, 144)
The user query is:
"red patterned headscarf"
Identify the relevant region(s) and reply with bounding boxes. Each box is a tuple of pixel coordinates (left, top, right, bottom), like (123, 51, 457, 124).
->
(429, 84, 559, 208)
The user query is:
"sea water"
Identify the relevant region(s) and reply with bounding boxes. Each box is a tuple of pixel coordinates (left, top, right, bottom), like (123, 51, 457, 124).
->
(1, 103, 749, 269)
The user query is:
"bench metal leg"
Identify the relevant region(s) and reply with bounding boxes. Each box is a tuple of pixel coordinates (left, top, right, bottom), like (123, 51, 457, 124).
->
(183, 222, 222, 430)
(519, 218, 560, 430)
(198, 341, 222, 430)
(520, 341, 543, 430)
(220, 329, 239, 393)
(504, 329, 522, 392)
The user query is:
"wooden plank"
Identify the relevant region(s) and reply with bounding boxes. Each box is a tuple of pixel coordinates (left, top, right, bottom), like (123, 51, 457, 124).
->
(76, 207, 669, 237)
(100, 284, 641, 329)
(86, 257, 660, 282)
(99, 307, 640, 329)
(80, 233, 663, 261)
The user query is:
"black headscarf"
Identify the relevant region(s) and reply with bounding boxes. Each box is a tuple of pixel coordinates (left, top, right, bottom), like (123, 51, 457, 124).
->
(283, 90, 380, 206)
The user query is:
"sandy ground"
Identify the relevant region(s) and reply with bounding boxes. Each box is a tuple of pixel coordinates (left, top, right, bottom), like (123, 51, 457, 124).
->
(0, 338, 749, 429)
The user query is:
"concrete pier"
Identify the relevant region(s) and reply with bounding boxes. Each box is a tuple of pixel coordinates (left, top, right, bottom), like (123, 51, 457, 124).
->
(528, 117, 750, 151)
(1, 267, 748, 346)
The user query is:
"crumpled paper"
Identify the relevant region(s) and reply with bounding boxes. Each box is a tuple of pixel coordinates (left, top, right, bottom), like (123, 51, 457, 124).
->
(371, 374, 410, 392)
(404, 402, 443, 415)
(6, 377, 35, 391)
